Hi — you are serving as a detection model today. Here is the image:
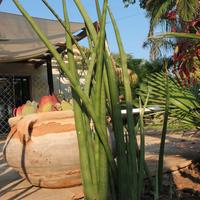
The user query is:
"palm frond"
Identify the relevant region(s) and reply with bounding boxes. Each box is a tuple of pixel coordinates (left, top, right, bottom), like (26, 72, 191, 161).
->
(151, 32, 200, 40)
(176, 0, 198, 21)
(139, 72, 200, 127)
(149, 0, 174, 34)
(144, 38, 174, 60)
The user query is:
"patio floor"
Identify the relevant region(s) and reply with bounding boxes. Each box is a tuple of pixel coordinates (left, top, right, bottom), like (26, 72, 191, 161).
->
(1, 130, 200, 200)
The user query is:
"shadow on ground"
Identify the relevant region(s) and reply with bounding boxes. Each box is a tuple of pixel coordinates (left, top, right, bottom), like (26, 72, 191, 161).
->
(1, 129, 200, 199)
(140, 130, 200, 199)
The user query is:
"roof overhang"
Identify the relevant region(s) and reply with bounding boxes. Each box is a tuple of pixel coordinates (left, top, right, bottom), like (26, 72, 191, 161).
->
(0, 12, 86, 63)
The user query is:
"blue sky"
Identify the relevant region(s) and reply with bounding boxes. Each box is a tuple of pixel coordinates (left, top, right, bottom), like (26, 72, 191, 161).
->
(0, 0, 150, 60)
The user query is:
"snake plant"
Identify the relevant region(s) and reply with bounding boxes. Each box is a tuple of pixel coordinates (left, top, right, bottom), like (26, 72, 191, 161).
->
(13, 0, 152, 199)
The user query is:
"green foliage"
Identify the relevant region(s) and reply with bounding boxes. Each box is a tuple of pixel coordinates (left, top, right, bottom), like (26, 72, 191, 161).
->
(11, 1, 186, 199)
(13, 0, 154, 199)
(139, 0, 199, 61)
(152, 32, 200, 40)
(139, 72, 200, 127)
(139, 69, 200, 196)
(148, 0, 173, 34)
(112, 53, 164, 79)
(122, 0, 136, 7)
(112, 53, 165, 107)
(135, 59, 164, 79)
(122, 0, 147, 8)
(141, 0, 199, 32)
(176, 0, 198, 21)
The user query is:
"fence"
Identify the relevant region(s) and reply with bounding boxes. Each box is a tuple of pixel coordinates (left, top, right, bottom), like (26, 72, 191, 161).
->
(0, 76, 30, 137)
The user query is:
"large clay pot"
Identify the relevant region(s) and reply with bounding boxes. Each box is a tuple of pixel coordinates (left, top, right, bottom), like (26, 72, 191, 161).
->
(3, 110, 81, 188)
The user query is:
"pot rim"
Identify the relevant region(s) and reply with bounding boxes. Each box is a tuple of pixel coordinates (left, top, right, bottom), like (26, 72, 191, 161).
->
(8, 110, 75, 143)
(9, 110, 74, 125)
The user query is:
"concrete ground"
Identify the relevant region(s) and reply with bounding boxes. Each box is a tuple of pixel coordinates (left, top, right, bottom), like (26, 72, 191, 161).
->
(1, 130, 200, 200)
(144, 130, 200, 174)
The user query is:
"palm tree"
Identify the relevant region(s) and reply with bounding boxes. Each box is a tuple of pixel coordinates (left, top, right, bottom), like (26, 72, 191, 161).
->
(140, 0, 200, 90)
(140, 0, 199, 60)
(140, 0, 199, 34)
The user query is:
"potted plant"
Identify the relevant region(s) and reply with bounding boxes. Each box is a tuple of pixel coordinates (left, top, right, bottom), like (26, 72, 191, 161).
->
(3, 95, 82, 188)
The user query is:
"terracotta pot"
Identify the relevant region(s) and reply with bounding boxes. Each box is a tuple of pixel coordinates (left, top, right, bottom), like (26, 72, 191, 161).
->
(3, 110, 81, 188)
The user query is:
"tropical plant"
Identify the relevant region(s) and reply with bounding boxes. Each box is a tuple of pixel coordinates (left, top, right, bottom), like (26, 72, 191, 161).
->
(140, 0, 200, 88)
(151, 32, 200, 125)
(123, 0, 200, 73)
(139, 72, 200, 128)
(124, 0, 199, 33)
(139, 69, 200, 195)
(112, 53, 166, 107)
(156, 1, 200, 78)
(139, 0, 199, 34)
(122, 0, 136, 7)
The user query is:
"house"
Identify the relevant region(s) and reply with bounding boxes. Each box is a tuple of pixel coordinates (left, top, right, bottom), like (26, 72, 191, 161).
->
(0, 12, 86, 135)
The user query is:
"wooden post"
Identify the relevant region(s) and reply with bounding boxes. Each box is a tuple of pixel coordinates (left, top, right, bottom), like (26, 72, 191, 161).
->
(46, 57, 54, 95)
